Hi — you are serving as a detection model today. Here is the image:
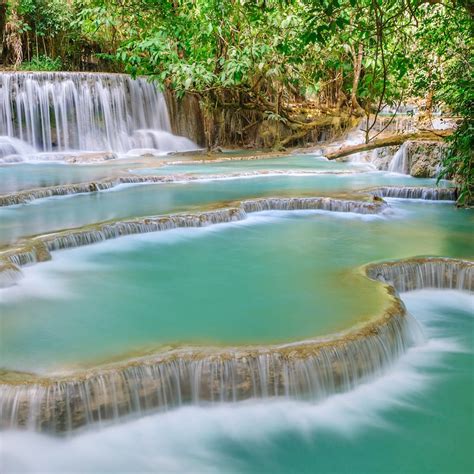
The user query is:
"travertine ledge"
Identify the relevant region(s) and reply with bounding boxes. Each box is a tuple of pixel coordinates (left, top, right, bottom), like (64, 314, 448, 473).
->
(0, 170, 360, 207)
(0, 196, 385, 287)
(0, 254, 471, 433)
(0, 170, 456, 209)
(369, 186, 456, 201)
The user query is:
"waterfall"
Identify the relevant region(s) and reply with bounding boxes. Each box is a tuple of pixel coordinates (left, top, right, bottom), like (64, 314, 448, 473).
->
(37, 198, 383, 253)
(1, 238, 471, 431)
(371, 186, 457, 201)
(0, 181, 118, 206)
(3, 249, 40, 267)
(42, 208, 247, 252)
(369, 115, 417, 134)
(0, 197, 386, 287)
(356, 115, 416, 142)
(366, 258, 474, 293)
(4, 255, 470, 433)
(0, 305, 418, 432)
(0, 136, 36, 161)
(0, 72, 197, 160)
(388, 143, 409, 174)
(241, 197, 384, 214)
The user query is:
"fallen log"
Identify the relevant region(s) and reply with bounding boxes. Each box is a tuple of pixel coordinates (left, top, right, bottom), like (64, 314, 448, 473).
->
(324, 129, 454, 160)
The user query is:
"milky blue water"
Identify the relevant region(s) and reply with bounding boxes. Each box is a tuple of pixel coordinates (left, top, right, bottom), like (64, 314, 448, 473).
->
(0, 152, 472, 474)
(1, 291, 472, 473)
(133, 154, 367, 175)
(1, 200, 472, 373)
(0, 167, 440, 245)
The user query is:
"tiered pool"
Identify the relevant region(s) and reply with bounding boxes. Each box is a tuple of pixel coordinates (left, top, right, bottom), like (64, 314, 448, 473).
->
(0, 71, 472, 474)
(0, 158, 444, 245)
(1, 197, 472, 374)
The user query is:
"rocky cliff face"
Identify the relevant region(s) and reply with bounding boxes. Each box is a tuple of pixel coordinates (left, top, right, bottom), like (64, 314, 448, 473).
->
(164, 91, 207, 147)
(407, 140, 447, 178)
(367, 140, 447, 177)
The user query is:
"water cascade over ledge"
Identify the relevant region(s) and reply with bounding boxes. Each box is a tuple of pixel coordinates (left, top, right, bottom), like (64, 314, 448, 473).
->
(0, 72, 197, 159)
(0, 256, 471, 433)
(366, 258, 473, 292)
(370, 186, 457, 201)
(0, 173, 457, 207)
(388, 143, 409, 174)
(0, 196, 386, 284)
(0, 169, 361, 207)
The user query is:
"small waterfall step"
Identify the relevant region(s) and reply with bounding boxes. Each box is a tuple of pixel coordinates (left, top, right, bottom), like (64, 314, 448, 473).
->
(1, 256, 471, 433)
(370, 186, 457, 201)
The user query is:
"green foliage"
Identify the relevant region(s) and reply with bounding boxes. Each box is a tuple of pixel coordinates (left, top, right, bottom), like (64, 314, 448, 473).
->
(6, 0, 473, 202)
(115, 0, 317, 98)
(436, 40, 474, 206)
(18, 0, 73, 37)
(19, 55, 62, 71)
(418, 3, 474, 206)
(440, 120, 474, 206)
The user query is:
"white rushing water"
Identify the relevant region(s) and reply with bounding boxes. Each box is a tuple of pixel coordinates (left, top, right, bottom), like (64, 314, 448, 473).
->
(3, 223, 472, 433)
(1, 290, 469, 473)
(387, 143, 409, 174)
(0, 72, 197, 161)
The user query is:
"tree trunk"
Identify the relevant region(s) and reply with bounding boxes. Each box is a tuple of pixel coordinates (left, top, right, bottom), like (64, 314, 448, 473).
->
(351, 43, 364, 113)
(423, 88, 434, 124)
(324, 129, 453, 160)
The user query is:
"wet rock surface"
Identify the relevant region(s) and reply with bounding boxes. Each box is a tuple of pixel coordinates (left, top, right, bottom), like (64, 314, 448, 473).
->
(407, 141, 447, 178)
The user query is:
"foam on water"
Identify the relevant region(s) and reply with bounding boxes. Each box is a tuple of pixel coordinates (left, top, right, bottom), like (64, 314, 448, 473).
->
(1, 291, 468, 473)
(0, 252, 105, 304)
(401, 290, 473, 342)
(384, 197, 455, 204)
(0, 136, 36, 160)
(255, 208, 390, 222)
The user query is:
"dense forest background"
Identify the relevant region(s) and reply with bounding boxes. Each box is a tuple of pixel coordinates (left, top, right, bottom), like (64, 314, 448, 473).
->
(0, 0, 472, 203)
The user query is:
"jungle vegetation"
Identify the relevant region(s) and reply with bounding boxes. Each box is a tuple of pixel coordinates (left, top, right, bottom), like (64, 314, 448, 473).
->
(0, 0, 472, 203)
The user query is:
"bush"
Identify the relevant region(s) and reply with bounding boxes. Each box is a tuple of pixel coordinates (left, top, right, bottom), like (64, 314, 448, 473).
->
(439, 119, 474, 206)
(19, 55, 63, 71)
